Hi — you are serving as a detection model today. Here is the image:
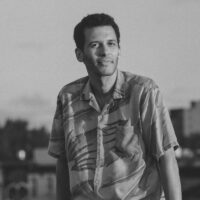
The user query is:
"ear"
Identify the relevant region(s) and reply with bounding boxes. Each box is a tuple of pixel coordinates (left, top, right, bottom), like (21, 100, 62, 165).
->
(75, 48, 84, 62)
(116, 43, 121, 57)
(118, 46, 121, 58)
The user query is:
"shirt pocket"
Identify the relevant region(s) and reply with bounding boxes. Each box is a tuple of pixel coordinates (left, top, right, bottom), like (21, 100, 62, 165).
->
(114, 125, 142, 161)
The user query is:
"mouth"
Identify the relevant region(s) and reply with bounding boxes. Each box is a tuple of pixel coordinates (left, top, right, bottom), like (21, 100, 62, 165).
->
(97, 59, 113, 65)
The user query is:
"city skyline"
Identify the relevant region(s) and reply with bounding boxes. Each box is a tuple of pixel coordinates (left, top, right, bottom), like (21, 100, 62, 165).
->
(1, 0, 200, 130)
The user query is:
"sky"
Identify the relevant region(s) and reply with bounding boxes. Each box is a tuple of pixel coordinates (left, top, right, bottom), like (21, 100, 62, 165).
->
(0, 0, 200, 130)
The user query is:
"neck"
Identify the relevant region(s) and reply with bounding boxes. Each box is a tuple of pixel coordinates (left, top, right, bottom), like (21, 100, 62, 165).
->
(89, 70, 118, 95)
(89, 71, 117, 110)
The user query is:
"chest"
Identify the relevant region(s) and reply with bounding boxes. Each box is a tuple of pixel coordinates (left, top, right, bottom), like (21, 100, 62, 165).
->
(63, 100, 145, 164)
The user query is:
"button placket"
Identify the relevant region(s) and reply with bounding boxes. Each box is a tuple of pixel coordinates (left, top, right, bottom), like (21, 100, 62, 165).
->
(94, 113, 104, 193)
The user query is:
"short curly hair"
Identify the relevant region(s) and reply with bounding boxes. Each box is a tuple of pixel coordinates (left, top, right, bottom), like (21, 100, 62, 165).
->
(73, 13, 120, 50)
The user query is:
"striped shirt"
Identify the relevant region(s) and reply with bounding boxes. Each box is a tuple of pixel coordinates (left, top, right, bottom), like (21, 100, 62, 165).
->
(48, 70, 178, 200)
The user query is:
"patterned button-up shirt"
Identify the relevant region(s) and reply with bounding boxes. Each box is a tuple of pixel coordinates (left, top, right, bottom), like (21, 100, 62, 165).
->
(48, 70, 179, 200)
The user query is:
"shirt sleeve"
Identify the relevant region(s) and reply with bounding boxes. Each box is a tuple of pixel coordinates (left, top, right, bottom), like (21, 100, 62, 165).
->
(48, 93, 65, 159)
(141, 86, 179, 161)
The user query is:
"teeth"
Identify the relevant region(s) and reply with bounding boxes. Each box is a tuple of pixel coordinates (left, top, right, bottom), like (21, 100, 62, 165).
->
(102, 61, 110, 63)
(99, 61, 111, 65)
(99, 60, 112, 63)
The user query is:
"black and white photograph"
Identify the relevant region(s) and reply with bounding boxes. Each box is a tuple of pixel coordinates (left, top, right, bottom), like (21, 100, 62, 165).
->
(0, 1, 200, 200)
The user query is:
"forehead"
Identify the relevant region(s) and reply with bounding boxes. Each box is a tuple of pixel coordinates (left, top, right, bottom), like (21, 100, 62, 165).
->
(83, 26, 117, 43)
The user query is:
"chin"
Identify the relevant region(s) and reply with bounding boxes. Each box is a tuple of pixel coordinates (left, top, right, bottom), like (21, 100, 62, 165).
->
(98, 65, 117, 76)
(99, 69, 117, 76)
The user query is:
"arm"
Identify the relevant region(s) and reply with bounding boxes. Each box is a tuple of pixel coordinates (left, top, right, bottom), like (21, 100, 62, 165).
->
(140, 85, 181, 199)
(56, 156, 71, 200)
(48, 92, 70, 199)
(159, 147, 182, 200)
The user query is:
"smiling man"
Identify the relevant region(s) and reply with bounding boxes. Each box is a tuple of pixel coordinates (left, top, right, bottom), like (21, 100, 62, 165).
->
(75, 25, 120, 110)
(48, 13, 182, 200)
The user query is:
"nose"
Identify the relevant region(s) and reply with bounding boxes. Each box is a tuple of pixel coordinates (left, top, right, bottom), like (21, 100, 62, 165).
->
(98, 44, 109, 57)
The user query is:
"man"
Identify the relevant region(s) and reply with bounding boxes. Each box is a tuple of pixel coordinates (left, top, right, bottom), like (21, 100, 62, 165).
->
(48, 13, 182, 200)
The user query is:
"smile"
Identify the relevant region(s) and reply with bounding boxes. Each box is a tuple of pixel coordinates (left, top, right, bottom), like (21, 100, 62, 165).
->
(97, 59, 113, 64)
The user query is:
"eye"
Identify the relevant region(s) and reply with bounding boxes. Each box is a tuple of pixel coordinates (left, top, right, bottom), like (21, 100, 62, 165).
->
(108, 41, 117, 47)
(89, 42, 99, 48)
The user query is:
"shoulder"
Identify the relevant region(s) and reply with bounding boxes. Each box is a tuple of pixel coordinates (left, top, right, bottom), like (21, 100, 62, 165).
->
(57, 76, 89, 100)
(121, 71, 159, 92)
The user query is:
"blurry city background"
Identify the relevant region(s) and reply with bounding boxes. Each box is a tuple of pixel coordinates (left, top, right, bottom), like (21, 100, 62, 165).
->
(1, 0, 200, 200)
(1, 101, 200, 200)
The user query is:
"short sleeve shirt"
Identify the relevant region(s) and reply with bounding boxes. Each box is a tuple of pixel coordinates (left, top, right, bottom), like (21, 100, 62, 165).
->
(48, 70, 179, 200)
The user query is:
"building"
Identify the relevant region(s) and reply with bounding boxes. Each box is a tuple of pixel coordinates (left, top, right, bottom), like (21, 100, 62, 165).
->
(0, 148, 56, 200)
(0, 168, 3, 200)
(170, 100, 200, 147)
(28, 148, 56, 200)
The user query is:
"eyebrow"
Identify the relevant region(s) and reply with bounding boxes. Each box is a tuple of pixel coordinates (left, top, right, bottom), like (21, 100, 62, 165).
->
(88, 39, 118, 45)
(107, 39, 118, 43)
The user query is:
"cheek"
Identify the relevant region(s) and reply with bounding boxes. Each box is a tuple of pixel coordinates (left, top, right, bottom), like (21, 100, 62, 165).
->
(113, 53, 120, 63)
(84, 50, 97, 60)
(113, 49, 120, 58)
(83, 54, 97, 66)
(85, 55, 96, 63)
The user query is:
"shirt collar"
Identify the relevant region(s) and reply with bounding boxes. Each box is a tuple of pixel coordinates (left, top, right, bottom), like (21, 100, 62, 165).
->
(80, 70, 126, 101)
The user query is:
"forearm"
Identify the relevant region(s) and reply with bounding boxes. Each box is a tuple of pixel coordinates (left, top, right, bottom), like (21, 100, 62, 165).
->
(159, 148, 182, 200)
(56, 156, 71, 200)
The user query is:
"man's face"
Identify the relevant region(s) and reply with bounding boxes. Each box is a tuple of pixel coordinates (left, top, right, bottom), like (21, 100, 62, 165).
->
(76, 26, 120, 77)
